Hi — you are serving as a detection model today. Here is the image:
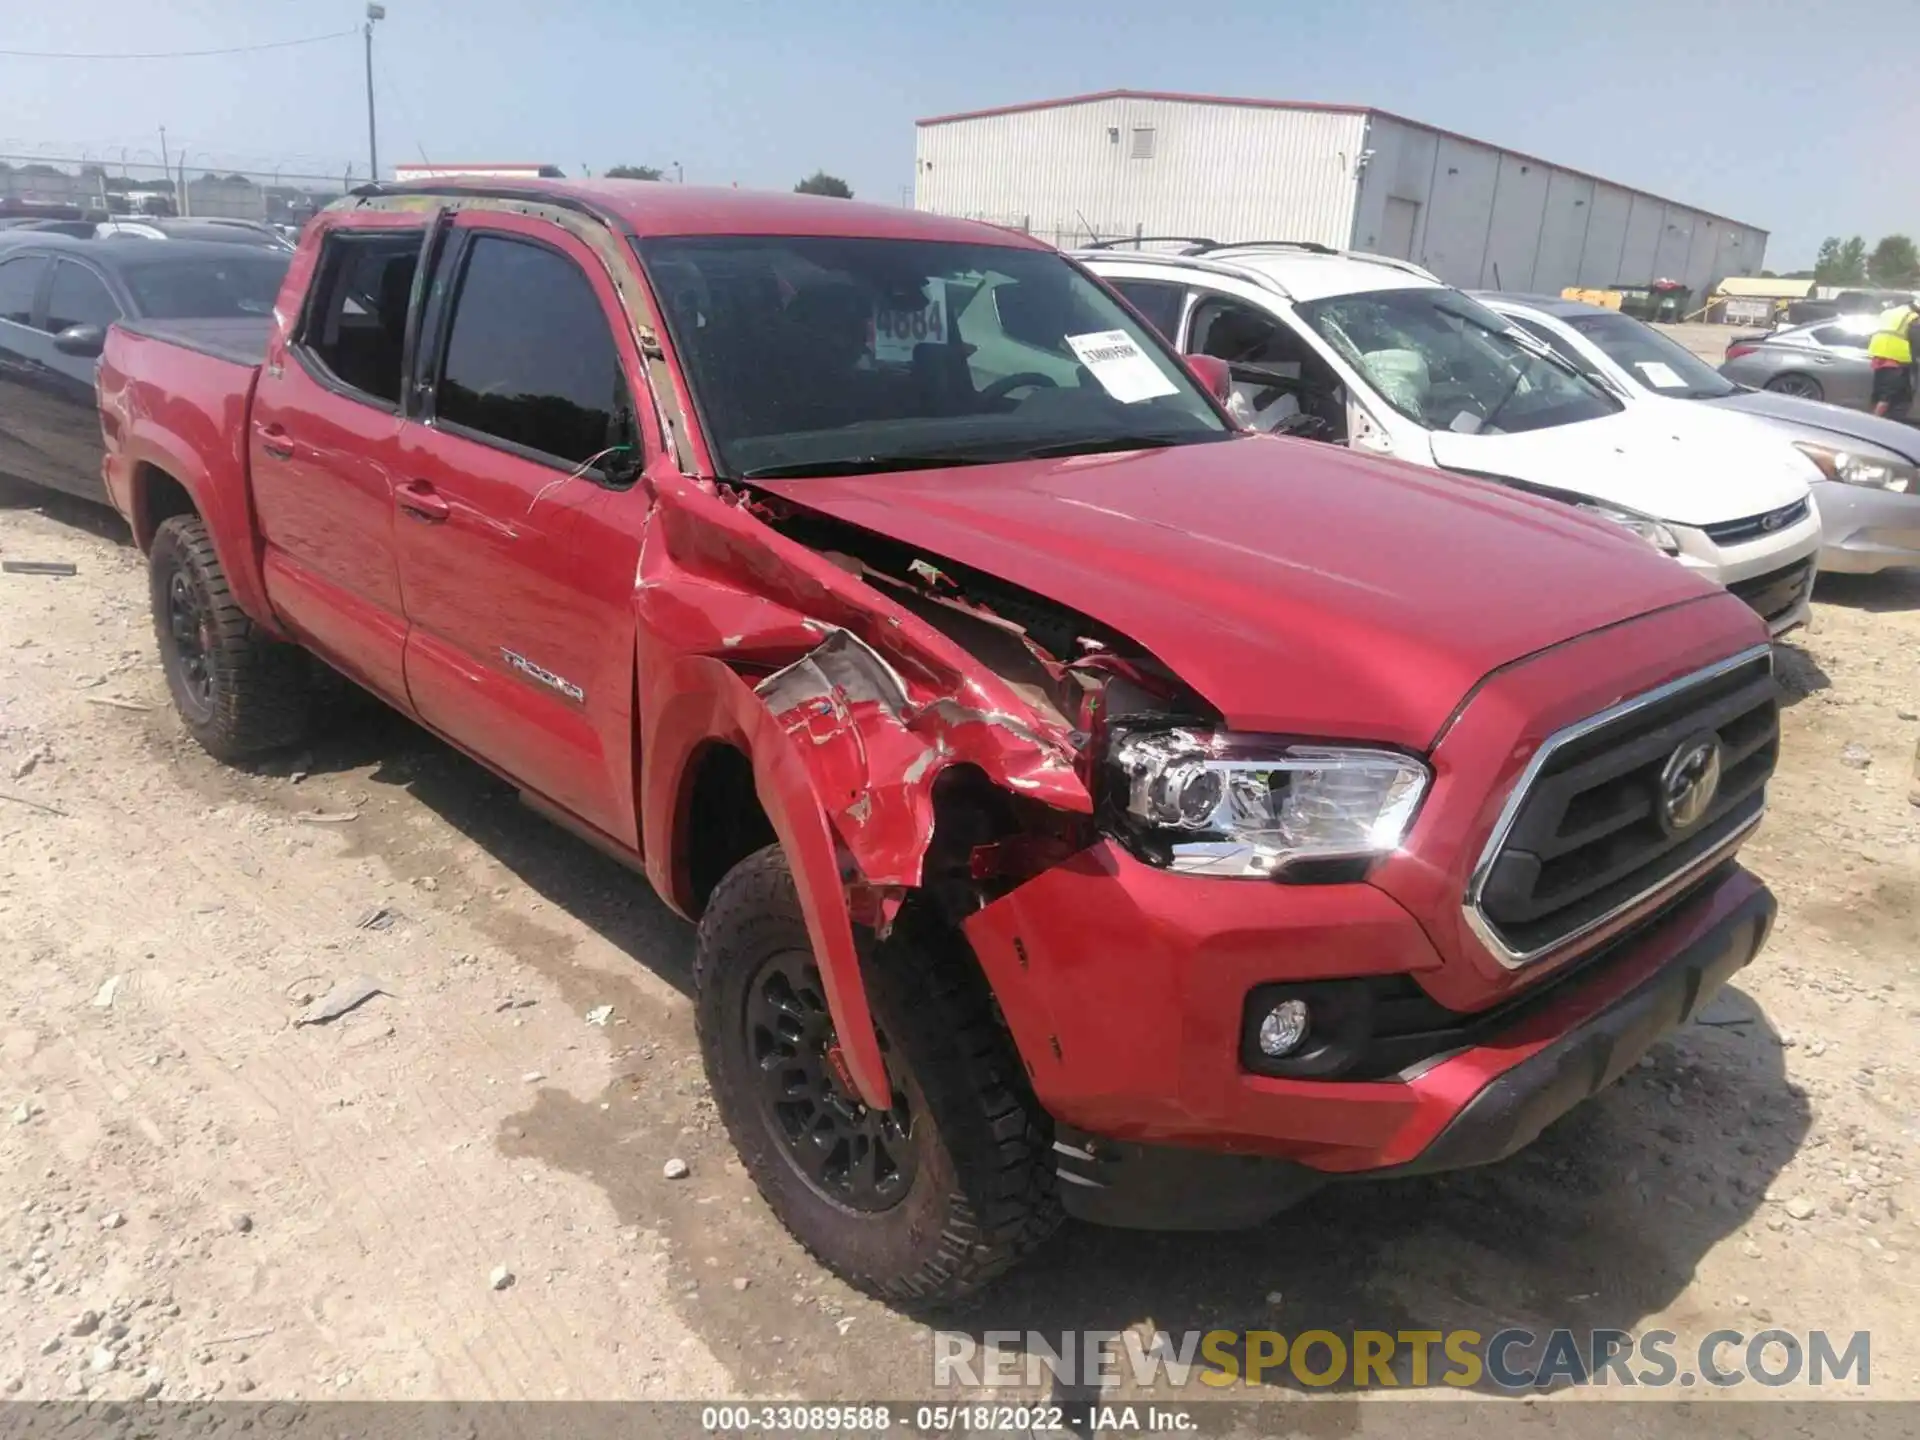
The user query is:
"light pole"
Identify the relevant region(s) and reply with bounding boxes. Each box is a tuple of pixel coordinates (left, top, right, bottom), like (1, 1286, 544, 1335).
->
(363, 4, 386, 184)
(673, 161, 683, 185)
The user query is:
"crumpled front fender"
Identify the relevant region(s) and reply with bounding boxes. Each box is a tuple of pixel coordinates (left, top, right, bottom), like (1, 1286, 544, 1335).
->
(643, 653, 890, 1109)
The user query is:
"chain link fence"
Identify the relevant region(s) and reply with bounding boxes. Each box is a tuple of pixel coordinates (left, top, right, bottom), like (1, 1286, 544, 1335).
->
(1, 155, 351, 224)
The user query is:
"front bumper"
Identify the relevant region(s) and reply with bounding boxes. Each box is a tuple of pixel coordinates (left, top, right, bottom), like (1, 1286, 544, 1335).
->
(1044, 868, 1774, 1229)
(1813, 478, 1920, 574)
(1673, 509, 1822, 634)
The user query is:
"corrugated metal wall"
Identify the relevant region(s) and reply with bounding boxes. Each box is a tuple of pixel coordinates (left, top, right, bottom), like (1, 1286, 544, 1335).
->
(1351, 114, 1767, 299)
(914, 97, 1366, 250)
(917, 98, 1767, 303)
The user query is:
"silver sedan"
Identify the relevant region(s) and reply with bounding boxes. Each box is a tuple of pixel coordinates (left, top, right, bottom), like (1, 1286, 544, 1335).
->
(1718, 315, 1876, 409)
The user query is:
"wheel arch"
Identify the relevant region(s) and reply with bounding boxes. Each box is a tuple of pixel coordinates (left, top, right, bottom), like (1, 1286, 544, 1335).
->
(641, 653, 891, 1110)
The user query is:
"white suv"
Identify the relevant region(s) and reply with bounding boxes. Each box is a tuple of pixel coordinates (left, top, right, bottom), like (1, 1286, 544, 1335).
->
(1078, 241, 1823, 635)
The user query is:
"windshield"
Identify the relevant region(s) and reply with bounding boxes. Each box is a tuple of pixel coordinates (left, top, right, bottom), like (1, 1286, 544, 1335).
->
(125, 253, 289, 319)
(1294, 287, 1619, 435)
(634, 234, 1227, 477)
(1565, 311, 1734, 399)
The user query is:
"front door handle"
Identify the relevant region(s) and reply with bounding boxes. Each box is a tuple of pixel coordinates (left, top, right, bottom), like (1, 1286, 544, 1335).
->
(258, 424, 295, 460)
(396, 479, 451, 522)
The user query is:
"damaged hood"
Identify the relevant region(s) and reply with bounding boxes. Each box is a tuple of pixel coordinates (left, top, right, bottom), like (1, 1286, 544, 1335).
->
(754, 435, 1720, 749)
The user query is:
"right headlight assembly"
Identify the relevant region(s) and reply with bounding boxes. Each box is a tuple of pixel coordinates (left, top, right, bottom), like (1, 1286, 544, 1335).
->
(1100, 727, 1430, 878)
(1793, 441, 1916, 493)
(1578, 501, 1682, 555)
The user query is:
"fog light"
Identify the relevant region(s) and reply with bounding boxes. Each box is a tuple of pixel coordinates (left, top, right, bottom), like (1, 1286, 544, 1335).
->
(1257, 999, 1310, 1057)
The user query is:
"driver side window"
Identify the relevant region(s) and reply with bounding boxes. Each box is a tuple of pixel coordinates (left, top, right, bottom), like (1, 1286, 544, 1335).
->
(1189, 295, 1346, 439)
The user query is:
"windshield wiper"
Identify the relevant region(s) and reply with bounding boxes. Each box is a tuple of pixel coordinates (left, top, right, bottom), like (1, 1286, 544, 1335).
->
(738, 454, 998, 480)
(1005, 432, 1204, 461)
(1477, 360, 1533, 434)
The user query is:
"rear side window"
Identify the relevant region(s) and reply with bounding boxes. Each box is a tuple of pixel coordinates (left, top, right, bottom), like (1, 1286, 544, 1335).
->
(44, 262, 120, 332)
(124, 254, 286, 320)
(433, 234, 627, 470)
(0, 255, 46, 326)
(1812, 325, 1869, 349)
(297, 229, 424, 406)
(1107, 279, 1186, 341)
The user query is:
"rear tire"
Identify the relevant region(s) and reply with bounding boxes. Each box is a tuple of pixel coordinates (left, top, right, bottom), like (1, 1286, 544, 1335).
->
(1765, 373, 1824, 401)
(695, 845, 1061, 1306)
(150, 514, 311, 763)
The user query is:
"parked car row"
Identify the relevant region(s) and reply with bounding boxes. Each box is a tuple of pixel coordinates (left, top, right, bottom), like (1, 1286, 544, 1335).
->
(1081, 241, 1825, 629)
(0, 216, 292, 249)
(83, 180, 1789, 1300)
(1486, 295, 1920, 576)
(0, 235, 290, 502)
(1080, 240, 1917, 587)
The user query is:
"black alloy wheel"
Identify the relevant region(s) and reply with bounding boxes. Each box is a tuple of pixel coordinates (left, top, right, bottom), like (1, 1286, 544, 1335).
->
(164, 567, 217, 721)
(745, 948, 916, 1212)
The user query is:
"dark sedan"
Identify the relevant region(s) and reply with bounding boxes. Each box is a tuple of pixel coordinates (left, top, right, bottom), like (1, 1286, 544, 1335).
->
(0, 235, 288, 503)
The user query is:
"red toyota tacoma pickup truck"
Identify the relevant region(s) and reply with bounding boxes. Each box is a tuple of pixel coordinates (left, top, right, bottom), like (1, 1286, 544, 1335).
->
(97, 179, 1779, 1304)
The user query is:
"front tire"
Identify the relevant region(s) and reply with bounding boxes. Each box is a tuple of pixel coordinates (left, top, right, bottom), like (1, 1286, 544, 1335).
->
(695, 845, 1061, 1306)
(150, 514, 311, 762)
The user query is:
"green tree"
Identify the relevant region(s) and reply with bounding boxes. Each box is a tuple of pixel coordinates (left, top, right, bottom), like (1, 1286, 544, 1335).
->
(794, 170, 852, 199)
(1837, 236, 1869, 285)
(1813, 237, 1842, 284)
(605, 164, 663, 181)
(1868, 234, 1920, 288)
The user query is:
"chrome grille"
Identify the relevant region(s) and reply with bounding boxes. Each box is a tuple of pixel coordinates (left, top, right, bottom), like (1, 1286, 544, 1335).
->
(1465, 646, 1778, 967)
(1703, 498, 1810, 545)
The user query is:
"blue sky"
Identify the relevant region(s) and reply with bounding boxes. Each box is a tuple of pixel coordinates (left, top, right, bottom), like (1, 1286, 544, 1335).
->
(3, 0, 1905, 269)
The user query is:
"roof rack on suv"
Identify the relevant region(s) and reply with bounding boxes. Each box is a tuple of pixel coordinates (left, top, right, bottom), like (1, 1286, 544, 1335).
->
(1082, 236, 1343, 257)
(1203, 239, 1338, 256)
(1081, 236, 1220, 254)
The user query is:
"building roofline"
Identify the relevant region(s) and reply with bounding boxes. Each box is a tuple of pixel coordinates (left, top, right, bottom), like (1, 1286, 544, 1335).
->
(915, 89, 1768, 238)
(916, 89, 1368, 128)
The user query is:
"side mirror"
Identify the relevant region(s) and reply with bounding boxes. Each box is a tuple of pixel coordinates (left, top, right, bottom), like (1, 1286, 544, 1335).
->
(54, 324, 107, 359)
(1185, 354, 1234, 406)
(601, 402, 644, 486)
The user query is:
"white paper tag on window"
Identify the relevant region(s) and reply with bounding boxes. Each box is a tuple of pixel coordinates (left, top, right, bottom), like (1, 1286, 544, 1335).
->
(1065, 330, 1179, 404)
(1636, 360, 1687, 389)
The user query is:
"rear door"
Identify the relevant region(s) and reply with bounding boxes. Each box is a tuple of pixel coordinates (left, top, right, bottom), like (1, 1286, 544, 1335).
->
(249, 213, 428, 701)
(393, 211, 650, 838)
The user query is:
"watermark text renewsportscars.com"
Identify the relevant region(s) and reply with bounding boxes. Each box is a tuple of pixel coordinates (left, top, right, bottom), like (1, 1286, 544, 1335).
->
(933, 1327, 1871, 1391)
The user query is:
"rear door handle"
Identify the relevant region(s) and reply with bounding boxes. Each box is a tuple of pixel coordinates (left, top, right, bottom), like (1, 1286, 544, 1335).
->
(259, 424, 295, 460)
(396, 479, 451, 522)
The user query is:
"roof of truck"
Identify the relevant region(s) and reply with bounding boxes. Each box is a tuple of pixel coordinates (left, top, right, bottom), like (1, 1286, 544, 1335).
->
(353, 178, 1050, 248)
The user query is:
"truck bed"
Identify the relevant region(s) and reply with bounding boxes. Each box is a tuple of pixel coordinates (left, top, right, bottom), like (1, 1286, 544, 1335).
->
(114, 316, 271, 370)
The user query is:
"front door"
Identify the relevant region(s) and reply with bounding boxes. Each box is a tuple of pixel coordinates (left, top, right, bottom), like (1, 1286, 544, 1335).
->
(28, 259, 125, 501)
(0, 253, 76, 496)
(249, 215, 427, 702)
(393, 212, 650, 841)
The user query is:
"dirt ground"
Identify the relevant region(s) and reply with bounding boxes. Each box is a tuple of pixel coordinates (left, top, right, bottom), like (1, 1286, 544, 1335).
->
(0, 472, 1916, 1407)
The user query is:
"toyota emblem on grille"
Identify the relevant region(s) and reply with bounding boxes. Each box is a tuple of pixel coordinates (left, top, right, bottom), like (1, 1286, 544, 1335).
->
(1659, 734, 1723, 832)
(1761, 508, 1786, 531)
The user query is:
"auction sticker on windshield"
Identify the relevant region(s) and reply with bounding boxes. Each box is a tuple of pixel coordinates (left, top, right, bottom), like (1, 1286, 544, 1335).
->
(1635, 361, 1687, 390)
(1066, 329, 1179, 404)
(874, 281, 947, 364)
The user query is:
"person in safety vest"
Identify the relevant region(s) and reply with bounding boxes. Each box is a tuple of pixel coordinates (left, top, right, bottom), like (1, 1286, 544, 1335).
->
(1868, 295, 1920, 419)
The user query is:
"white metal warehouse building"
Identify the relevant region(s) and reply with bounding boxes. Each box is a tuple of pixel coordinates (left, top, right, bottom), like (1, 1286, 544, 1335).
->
(914, 90, 1768, 299)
